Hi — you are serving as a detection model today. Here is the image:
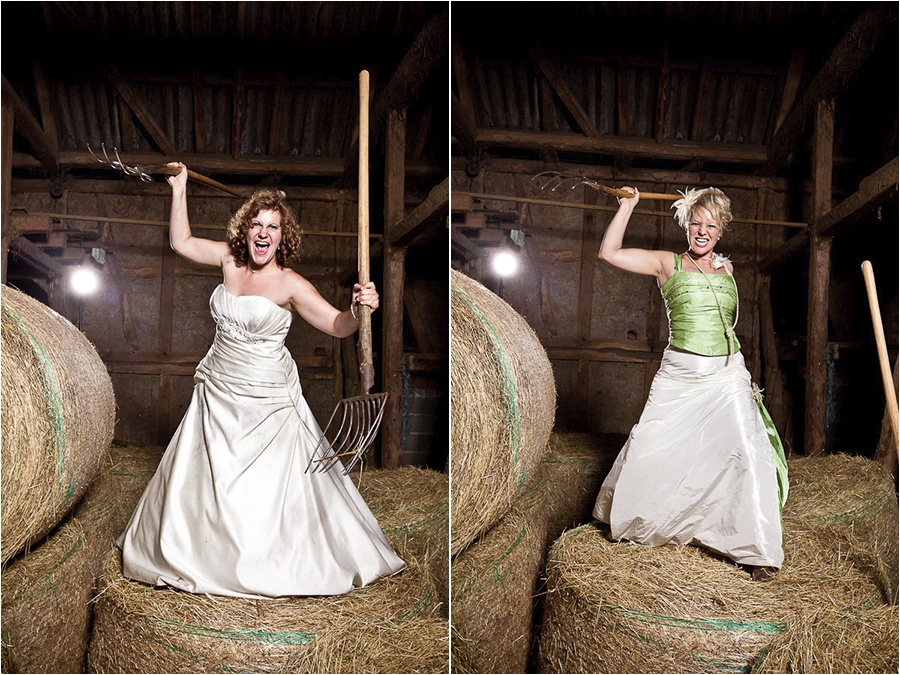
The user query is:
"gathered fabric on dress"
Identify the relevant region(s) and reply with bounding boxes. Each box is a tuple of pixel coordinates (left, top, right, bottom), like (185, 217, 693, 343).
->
(117, 284, 406, 599)
(593, 255, 787, 568)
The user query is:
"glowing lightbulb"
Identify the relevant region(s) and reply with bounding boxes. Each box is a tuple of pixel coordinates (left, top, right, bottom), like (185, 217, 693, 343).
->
(492, 250, 519, 277)
(70, 267, 99, 296)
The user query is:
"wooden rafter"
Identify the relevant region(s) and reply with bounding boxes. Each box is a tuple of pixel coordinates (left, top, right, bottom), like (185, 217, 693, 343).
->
(105, 64, 177, 156)
(1, 75, 58, 172)
(766, 3, 896, 172)
(532, 47, 598, 138)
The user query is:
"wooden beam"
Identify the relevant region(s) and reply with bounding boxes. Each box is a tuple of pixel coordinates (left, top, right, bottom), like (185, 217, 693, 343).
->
(804, 97, 835, 457)
(14, 149, 444, 182)
(772, 48, 805, 136)
(1, 75, 59, 172)
(532, 47, 598, 138)
(655, 44, 669, 144)
(32, 62, 58, 157)
(389, 178, 448, 247)
(451, 32, 479, 173)
(232, 65, 244, 160)
(453, 190, 806, 228)
(477, 128, 768, 164)
(106, 64, 178, 156)
(690, 56, 710, 140)
(7, 236, 68, 278)
(381, 107, 407, 469)
(759, 156, 899, 271)
(370, 10, 448, 146)
(815, 157, 899, 236)
(192, 68, 207, 154)
(767, 3, 897, 171)
(2, 101, 12, 284)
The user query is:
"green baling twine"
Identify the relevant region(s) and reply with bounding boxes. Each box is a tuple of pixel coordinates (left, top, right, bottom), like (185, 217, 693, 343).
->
(453, 286, 525, 488)
(2, 303, 73, 502)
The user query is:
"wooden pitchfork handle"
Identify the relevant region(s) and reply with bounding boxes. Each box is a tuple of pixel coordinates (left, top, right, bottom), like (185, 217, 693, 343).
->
(862, 260, 899, 448)
(597, 185, 680, 201)
(146, 163, 244, 198)
(357, 70, 375, 396)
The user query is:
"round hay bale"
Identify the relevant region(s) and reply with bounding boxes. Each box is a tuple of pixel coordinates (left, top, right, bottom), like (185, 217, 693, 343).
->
(785, 452, 899, 603)
(1, 517, 93, 673)
(450, 270, 556, 555)
(452, 474, 549, 674)
(1, 285, 116, 563)
(541, 432, 623, 549)
(106, 443, 166, 535)
(537, 517, 886, 674)
(356, 466, 449, 615)
(73, 457, 119, 580)
(87, 546, 443, 674)
(751, 604, 898, 674)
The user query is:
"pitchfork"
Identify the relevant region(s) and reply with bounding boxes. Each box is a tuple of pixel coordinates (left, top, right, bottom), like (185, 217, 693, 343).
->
(532, 171, 680, 201)
(87, 143, 244, 198)
(306, 70, 388, 476)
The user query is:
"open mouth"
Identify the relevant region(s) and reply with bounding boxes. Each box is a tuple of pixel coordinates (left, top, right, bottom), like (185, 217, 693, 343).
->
(694, 237, 709, 246)
(254, 241, 270, 254)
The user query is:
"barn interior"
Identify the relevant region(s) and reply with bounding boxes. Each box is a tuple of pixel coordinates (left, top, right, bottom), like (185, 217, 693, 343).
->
(3, 1, 449, 471)
(2, 1, 899, 673)
(449, 2, 899, 673)
(451, 1, 897, 462)
(2, 2, 450, 672)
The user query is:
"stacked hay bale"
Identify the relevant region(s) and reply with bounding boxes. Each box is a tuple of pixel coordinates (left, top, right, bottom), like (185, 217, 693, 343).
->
(540, 431, 624, 550)
(87, 543, 446, 673)
(537, 451, 899, 674)
(1, 285, 115, 561)
(356, 465, 449, 616)
(537, 518, 888, 674)
(85, 456, 448, 673)
(450, 270, 555, 555)
(452, 473, 549, 673)
(1, 285, 116, 673)
(449, 270, 556, 673)
(784, 452, 899, 603)
(751, 604, 898, 673)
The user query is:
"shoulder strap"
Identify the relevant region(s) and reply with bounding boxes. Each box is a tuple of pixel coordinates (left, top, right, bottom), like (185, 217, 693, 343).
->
(673, 252, 682, 272)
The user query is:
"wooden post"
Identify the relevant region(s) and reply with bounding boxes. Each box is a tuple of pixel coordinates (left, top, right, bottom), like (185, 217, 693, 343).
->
(758, 276, 789, 441)
(876, 356, 899, 482)
(1, 101, 13, 285)
(804, 97, 835, 457)
(381, 106, 407, 469)
(576, 186, 598, 425)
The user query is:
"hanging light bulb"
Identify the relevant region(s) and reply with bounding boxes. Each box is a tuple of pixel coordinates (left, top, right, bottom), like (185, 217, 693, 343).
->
(70, 266, 99, 296)
(492, 250, 519, 277)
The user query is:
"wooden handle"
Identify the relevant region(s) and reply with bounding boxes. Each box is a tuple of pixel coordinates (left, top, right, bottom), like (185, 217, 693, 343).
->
(357, 70, 375, 395)
(598, 185, 681, 201)
(150, 163, 244, 198)
(862, 260, 899, 449)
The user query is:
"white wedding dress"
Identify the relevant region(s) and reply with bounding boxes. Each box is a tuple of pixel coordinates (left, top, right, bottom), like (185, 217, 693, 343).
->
(117, 284, 406, 599)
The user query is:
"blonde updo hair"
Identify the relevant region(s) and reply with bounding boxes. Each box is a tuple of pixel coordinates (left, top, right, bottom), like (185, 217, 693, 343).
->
(227, 189, 302, 268)
(671, 187, 733, 232)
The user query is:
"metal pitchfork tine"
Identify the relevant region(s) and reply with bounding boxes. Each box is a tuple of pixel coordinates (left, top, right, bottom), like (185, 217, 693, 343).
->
(88, 143, 154, 182)
(532, 171, 604, 192)
(87, 142, 244, 198)
(305, 393, 389, 474)
(532, 171, 681, 202)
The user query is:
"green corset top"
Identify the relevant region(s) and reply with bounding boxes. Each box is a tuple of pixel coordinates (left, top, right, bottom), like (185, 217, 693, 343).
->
(661, 255, 740, 357)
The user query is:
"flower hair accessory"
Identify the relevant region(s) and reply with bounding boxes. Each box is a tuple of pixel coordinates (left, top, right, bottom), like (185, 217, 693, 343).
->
(671, 187, 703, 229)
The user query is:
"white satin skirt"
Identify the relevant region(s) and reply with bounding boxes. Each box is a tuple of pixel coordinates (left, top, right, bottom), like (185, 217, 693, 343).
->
(593, 348, 784, 568)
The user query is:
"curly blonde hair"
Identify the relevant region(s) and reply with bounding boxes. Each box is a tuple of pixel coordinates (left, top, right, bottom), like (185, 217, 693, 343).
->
(227, 189, 302, 268)
(671, 187, 733, 232)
